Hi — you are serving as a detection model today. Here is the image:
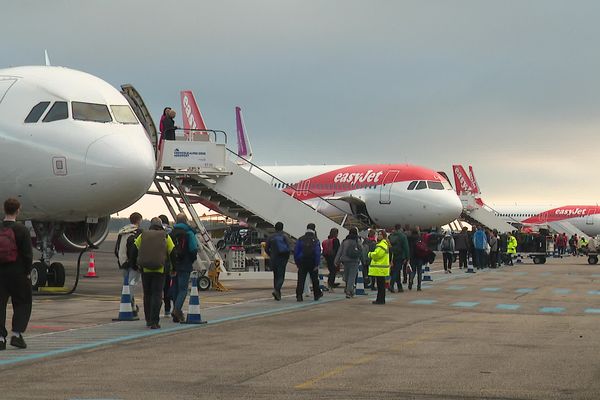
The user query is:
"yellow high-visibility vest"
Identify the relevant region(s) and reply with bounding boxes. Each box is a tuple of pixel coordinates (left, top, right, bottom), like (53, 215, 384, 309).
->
(368, 240, 390, 277)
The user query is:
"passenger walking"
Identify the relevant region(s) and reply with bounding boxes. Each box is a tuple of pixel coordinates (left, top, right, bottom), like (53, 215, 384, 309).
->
(473, 226, 488, 270)
(133, 217, 176, 329)
(114, 212, 144, 317)
(294, 223, 323, 302)
(0, 198, 33, 350)
(409, 230, 430, 290)
(454, 227, 469, 269)
(388, 224, 408, 292)
(157, 107, 171, 156)
(322, 228, 340, 289)
(489, 230, 499, 268)
(506, 232, 517, 266)
(368, 230, 391, 304)
(440, 231, 455, 273)
(334, 227, 363, 298)
(265, 222, 291, 301)
(158, 215, 174, 317)
(162, 109, 178, 141)
(169, 213, 199, 323)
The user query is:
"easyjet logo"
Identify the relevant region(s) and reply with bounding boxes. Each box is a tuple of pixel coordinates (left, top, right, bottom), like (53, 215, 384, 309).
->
(183, 94, 197, 130)
(555, 208, 587, 216)
(334, 170, 384, 185)
(454, 167, 471, 192)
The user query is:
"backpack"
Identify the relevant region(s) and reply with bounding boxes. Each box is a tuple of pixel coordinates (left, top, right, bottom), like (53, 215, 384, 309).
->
(301, 236, 317, 263)
(441, 236, 453, 252)
(137, 230, 167, 269)
(345, 239, 362, 260)
(115, 228, 141, 269)
(0, 226, 18, 264)
(322, 238, 334, 257)
(271, 233, 290, 255)
(171, 228, 197, 264)
(415, 240, 430, 260)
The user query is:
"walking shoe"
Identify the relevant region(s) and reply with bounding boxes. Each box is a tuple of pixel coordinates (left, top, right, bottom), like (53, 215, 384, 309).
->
(150, 324, 161, 329)
(0, 339, 5, 351)
(408, 282, 413, 290)
(272, 291, 281, 301)
(417, 287, 422, 291)
(372, 301, 385, 305)
(389, 287, 396, 293)
(296, 295, 303, 302)
(448, 269, 452, 273)
(398, 287, 404, 293)
(402, 279, 407, 284)
(10, 335, 26, 349)
(314, 293, 323, 301)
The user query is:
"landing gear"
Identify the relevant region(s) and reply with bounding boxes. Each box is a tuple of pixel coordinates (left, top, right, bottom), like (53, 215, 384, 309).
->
(29, 261, 66, 289)
(48, 262, 66, 287)
(30, 262, 48, 290)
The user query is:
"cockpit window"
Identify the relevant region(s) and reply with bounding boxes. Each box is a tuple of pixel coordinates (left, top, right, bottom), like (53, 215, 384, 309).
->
(441, 180, 453, 190)
(72, 102, 112, 123)
(110, 105, 138, 124)
(407, 181, 417, 190)
(25, 101, 50, 123)
(42, 102, 68, 122)
(427, 181, 444, 190)
(415, 181, 427, 190)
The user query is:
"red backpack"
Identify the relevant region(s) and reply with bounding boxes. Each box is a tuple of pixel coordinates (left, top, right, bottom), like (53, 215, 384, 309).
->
(322, 238, 334, 257)
(0, 227, 18, 264)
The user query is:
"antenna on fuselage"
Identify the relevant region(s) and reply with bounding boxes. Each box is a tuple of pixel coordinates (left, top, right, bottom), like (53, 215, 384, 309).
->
(44, 50, 51, 66)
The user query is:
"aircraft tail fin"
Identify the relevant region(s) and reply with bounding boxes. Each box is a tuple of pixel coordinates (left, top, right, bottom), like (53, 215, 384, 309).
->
(468, 165, 480, 194)
(452, 165, 477, 195)
(180, 90, 208, 138)
(235, 106, 253, 162)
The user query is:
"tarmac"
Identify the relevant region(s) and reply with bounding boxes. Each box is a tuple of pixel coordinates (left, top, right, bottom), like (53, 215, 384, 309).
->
(0, 240, 599, 400)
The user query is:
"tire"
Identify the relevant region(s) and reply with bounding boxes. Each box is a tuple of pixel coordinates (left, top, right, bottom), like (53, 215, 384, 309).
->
(588, 256, 598, 265)
(541, 257, 547, 265)
(31, 262, 48, 290)
(197, 275, 211, 291)
(48, 262, 66, 287)
(533, 257, 541, 265)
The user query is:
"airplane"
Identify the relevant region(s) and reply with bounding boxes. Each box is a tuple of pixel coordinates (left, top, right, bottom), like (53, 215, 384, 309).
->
(452, 164, 600, 237)
(177, 90, 463, 229)
(0, 64, 156, 289)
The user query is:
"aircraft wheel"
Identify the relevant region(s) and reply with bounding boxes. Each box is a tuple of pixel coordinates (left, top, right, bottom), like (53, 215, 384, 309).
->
(31, 262, 48, 290)
(588, 255, 598, 265)
(197, 276, 211, 291)
(48, 262, 66, 287)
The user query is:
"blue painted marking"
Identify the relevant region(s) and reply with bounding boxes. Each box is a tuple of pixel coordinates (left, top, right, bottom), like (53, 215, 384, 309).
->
(481, 287, 501, 292)
(588, 290, 600, 295)
(452, 301, 479, 308)
(410, 299, 437, 305)
(496, 304, 520, 310)
(539, 307, 565, 314)
(515, 288, 535, 294)
(446, 285, 466, 290)
(513, 272, 528, 276)
(553, 289, 572, 295)
(584, 308, 600, 314)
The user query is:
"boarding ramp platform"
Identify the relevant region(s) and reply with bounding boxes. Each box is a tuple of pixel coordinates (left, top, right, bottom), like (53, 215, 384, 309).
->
(459, 194, 515, 233)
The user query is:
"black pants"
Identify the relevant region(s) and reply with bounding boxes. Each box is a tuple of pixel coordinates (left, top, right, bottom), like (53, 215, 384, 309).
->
(272, 254, 289, 293)
(0, 267, 32, 337)
(489, 251, 498, 267)
(142, 272, 165, 325)
(458, 250, 467, 269)
(325, 255, 336, 286)
(296, 266, 322, 299)
(163, 274, 173, 313)
(443, 252, 453, 270)
(375, 276, 386, 303)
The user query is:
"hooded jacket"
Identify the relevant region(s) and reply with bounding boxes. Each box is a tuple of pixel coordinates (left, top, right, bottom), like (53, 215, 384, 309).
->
(171, 222, 199, 272)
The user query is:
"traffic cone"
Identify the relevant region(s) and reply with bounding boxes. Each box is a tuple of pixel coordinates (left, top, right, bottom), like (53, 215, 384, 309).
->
(83, 252, 98, 278)
(422, 262, 433, 281)
(516, 254, 523, 264)
(466, 256, 475, 273)
(112, 271, 139, 321)
(185, 273, 206, 324)
(319, 270, 329, 291)
(355, 264, 367, 295)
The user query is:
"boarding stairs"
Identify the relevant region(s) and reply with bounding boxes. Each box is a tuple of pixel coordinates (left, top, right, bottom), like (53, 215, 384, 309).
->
(459, 194, 515, 233)
(547, 220, 588, 239)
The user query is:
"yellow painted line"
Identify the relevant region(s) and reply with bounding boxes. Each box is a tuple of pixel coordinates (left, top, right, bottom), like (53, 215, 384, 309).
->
(295, 325, 457, 389)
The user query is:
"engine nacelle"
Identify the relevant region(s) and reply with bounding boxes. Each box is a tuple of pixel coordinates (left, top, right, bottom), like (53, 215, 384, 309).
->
(54, 216, 111, 252)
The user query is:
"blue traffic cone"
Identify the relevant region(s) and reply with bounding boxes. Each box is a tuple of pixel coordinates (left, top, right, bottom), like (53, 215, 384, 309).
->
(185, 273, 207, 324)
(113, 271, 139, 321)
(355, 264, 367, 295)
(466, 256, 475, 273)
(422, 262, 433, 281)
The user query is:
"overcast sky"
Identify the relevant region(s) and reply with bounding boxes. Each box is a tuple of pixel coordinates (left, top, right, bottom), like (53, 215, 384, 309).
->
(4, 0, 600, 218)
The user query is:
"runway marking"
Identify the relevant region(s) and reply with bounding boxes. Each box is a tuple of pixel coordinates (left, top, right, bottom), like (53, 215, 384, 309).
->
(513, 272, 528, 276)
(588, 290, 600, 295)
(584, 308, 600, 314)
(480, 287, 501, 292)
(540, 272, 553, 276)
(553, 289, 572, 295)
(446, 285, 466, 290)
(515, 288, 535, 294)
(496, 304, 520, 311)
(451, 301, 479, 308)
(410, 299, 437, 305)
(539, 307, 565, 314)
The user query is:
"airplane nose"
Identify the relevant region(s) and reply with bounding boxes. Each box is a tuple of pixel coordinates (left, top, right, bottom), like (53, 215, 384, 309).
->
(445, 192, 464, 220)
(85, 133, 156, 212)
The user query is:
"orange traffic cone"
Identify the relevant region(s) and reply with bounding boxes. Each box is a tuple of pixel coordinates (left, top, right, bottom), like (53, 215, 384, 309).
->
(83, 252, 98, 278)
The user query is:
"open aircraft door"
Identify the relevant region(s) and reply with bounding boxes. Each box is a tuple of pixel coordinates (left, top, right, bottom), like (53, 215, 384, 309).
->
(379, 170, 399, 204)
(120, 84, 158, 153)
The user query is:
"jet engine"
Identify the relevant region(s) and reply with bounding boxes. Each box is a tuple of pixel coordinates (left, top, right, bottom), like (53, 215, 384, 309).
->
(54, 216, 111, 252)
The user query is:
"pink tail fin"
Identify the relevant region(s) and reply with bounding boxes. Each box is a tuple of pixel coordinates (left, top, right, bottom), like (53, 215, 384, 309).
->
(468, 165, 480, 194)
(235, 106, 253, 162)
(180, 90, 208, 138)
(452, 165, 477, 195)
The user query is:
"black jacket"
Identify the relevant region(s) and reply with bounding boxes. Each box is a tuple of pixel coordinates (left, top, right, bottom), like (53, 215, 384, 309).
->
(162, 117, 176, 141)
(0, 221, 33, 274)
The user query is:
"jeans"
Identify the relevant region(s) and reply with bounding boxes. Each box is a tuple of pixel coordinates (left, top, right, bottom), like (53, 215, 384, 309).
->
(325, 255, 336, 286)
(142, 272, 165, 325)
(163, 274, 173, 313)
(0, 268, 32, 337)
(343, 262, 359, 295)
(296, 265, 322, 299)
(271, 254, 289, 293)
(443, 252, 453, 270)
(173, 271, 191, 312)
(389, 258, 404, 290)
(409, 258, 423, 288)
(475, 249, 486, 269)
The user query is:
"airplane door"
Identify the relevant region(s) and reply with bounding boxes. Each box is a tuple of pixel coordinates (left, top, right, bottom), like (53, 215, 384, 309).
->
(379, 170, 399, 204)
(0, 78, 17, 105)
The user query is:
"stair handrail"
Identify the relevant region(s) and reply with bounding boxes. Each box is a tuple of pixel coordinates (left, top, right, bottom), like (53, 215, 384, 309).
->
(173, 128, 228, 145)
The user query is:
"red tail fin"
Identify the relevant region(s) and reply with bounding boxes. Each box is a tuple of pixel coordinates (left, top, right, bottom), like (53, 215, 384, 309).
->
(452, 165, 477, 195)
(180, 90, 208, 138)
(468, 165, 480, 194)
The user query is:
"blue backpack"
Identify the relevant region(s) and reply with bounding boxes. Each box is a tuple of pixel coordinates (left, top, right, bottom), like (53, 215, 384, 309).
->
(272, 234, 290, 255)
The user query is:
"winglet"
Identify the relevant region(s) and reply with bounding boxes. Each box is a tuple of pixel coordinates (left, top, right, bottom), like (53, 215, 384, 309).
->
(44, 50, 51, 66)
(180, 90, 208, 139)
(235, 106, 253, 162)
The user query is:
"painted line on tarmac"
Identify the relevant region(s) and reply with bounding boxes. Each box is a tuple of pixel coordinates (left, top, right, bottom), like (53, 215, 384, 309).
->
(0, 295, 345, 367)
(496, 304, 521, 311)
(584, 308, 600, 314)
(451, 301, 479, 308)
(553, 289, 572, 295)
(539, 307, 565, 314)
(481, 287, 502, 292)
(515, 288, 535, 294)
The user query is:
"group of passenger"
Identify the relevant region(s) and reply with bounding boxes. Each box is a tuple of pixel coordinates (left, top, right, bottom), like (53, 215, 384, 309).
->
(553, 233, 589, 256)
(453, 226, 518, 269)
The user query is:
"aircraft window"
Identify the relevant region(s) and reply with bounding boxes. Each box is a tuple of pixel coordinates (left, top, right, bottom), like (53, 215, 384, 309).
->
(427, 181, 444, 190)
(407, 181, 417, 190)
(42, 101, 68, 122)
(110, 105, 138, 124)
(72, 102, 112, 123)
(25, 101, 50, 123)
(415, 181, 427, 190)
